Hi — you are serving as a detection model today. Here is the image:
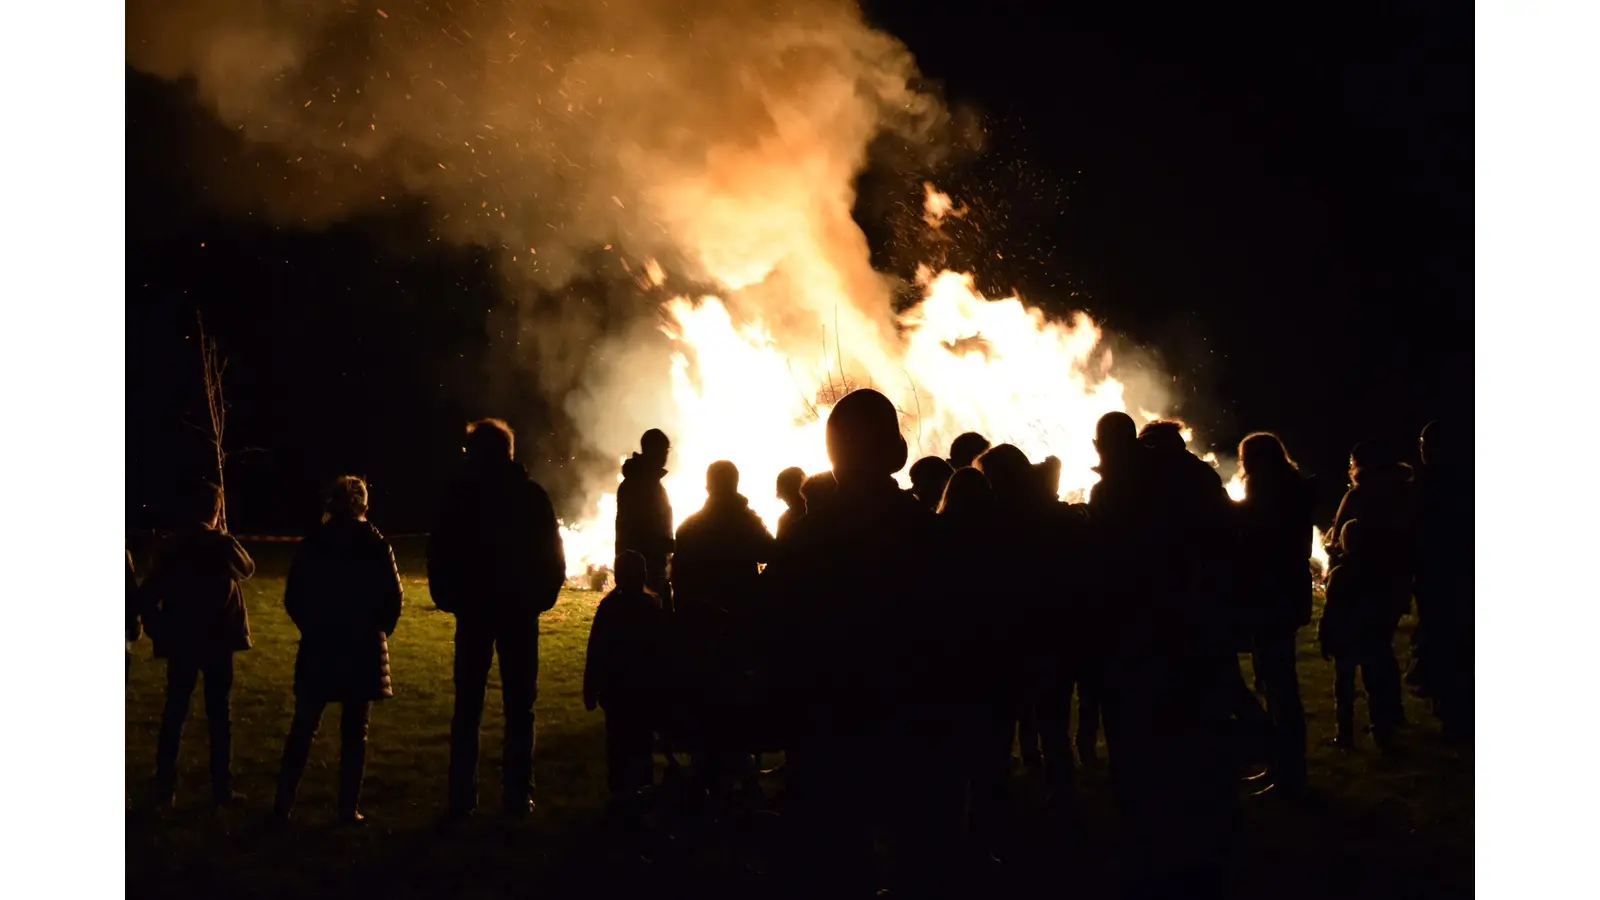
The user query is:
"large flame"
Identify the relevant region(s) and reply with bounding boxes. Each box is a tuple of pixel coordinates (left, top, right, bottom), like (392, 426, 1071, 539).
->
(562, 259, 1209, 575)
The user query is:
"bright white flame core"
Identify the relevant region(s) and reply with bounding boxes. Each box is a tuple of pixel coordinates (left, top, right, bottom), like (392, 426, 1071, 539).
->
(559, 268, 1226, 576)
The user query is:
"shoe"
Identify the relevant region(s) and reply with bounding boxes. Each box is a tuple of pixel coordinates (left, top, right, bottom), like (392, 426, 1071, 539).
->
(1241, 768, 1271, 782)
(338, 810, 367, 826)
(503, 798, 535, 819)
(213, 791, 248, 808)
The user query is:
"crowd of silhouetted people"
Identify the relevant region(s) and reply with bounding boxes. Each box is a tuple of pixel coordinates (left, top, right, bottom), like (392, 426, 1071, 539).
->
(127, 391, 1473, 898)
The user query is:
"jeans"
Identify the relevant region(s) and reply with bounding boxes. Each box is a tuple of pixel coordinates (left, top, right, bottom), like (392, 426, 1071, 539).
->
(1333, 620, 1404, 738)
(449, 616, 539, 812)
(275, 699, 372, 816)
(154, 654, 235, 800)
(1252, 628, 1307, 789)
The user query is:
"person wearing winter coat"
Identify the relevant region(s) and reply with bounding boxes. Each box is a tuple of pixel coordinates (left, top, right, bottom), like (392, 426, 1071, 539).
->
(1234, 432, 1315, 796)
(616, 428, 675, 608)
(584, 551, 668, 802)
(273, 476, 404, 824)
(1320, 519, 1411, 749)
(142, 479, 256, 807)
(427, 418, 566, 818)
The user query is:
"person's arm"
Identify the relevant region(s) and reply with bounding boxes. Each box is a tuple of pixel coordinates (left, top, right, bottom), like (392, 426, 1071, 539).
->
(222, 533, 256, 581)
(752, 515, 777, 565)
(528, 484, 566, 598)
(376, 539, 404, 636)
(284, 548, 310, 630)
(583, 601, 612, 711)
(427, 488, 462, 613)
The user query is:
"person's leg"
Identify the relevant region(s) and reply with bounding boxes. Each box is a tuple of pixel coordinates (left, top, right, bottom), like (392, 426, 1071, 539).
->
(1364, 624, 1405, 741)
(154, 657, 201, 800)
(448, 618, 495, 816)
(1075, 657, 1104, 764)
(1036, 662, 1077, 796)
(1254, 628, 1307, 791)
(1333, 657, 1356, 746)
(274, 698, 327, 815)
(338, 701, 372, 820)
(497, 624, 540, 812)
(201, 655, 237, 802)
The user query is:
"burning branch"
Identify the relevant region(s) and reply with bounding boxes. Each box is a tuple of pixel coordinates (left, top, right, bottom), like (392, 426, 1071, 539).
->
(196, 311, 230, 532)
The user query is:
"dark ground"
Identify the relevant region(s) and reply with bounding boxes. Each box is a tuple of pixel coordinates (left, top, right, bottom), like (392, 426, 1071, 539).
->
(125, 540, 1472, 899)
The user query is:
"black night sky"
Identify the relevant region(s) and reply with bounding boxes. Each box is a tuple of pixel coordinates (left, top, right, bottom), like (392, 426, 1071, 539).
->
(126, 0, 1471, 536)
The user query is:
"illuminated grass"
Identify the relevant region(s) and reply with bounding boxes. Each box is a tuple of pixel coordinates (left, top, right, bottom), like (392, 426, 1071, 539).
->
(126, 541, 1471, 898)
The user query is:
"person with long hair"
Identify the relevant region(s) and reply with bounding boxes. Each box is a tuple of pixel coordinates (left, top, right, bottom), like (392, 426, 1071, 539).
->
(273, 476, 404, 824)
(1235, 432, 1315, 798)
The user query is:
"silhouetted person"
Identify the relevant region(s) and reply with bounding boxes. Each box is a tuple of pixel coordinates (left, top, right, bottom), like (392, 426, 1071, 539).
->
(1034, 454, 1063, 499)
(1328, 439, 1417, 575)
(774, 466, 807, 542)
(127, 550, 140, 685)
(1414, 420, 1473, 741)
(1234, 433, 1313, 797)
(1319, 520, 1409, 749)
(585, 551, 667, 803)
(142, 480, 256, 807)
(978, 443, 1083, 800)
(909, 455, 955, 512)
(672, 461, 775, 616)
(937, 466, 1012, 851)
(760, 389, 951, 895)
(273, 477, 404, 824)
(428, 419, 566, 818)
(948, 431, 991, 470)
(617, 428, 675, 609)
(1092, 413, 1238, 895)
(798, 470, 838, 519)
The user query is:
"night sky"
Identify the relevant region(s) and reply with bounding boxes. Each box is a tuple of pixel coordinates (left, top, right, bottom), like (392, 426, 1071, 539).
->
(126, 0, 1471, 535)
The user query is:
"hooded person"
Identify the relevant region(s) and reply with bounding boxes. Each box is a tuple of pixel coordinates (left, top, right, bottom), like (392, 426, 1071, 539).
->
(909, 455, 956, 513)
(616, 428, 675, 609)
(427, 418, 566, 818)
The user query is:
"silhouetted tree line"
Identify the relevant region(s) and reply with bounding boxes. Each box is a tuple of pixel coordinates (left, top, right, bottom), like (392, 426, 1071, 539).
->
(127, 399, 1472, 898)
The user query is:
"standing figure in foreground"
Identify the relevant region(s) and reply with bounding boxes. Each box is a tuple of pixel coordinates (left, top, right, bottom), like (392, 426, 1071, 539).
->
(142, 479, 256, 808)
(428, 419, 566, 818)
(1319, 520, 1411, 749)
(616, 428, 675, 609)
(761, 389, 951, 895)
(585, 551, 668, 806)
(274, 476, 404, 824)
(1413, 420, 1473, 741)
(1234, 432, 1314, 797)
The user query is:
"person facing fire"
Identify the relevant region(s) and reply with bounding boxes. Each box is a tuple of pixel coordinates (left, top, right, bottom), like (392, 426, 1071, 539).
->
(273, 475, 404, 825)
(1091, 411, 1239, 896)
(672, 460, 774, 616)
(584, 550, 667, 805)
(1414, 419, 1473, 742)
(948, 431, 991, 470)
(1234, 432, 1314, 798)
(1319, 519, 1410, 749)
(909, 455, 955, 513)
(759, 388, 956, 895)
(774, 466, 807, 542)
(141, 478, 256, 809)
(427, 418, 566, 819)
(616, 428, 675, 609)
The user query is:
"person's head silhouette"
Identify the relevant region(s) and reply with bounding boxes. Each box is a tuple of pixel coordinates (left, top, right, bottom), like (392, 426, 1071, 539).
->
(1419, 420, 1444, 469)
(1338, 519, 1365, 560)
(1239, 432, 1298, 484)
(938, 465, 996, 518)
(640, 428, 671, 468)
(909, 456, 954, 508)
(324, 475, 370, 522)
(1094, 411, 1139, 465)
(976, 443, 1034, 507)
(465, 418, 515, 463)
(1138, 420, 1186, 453)
(826, 389, 907, 487)
(800, 471, 838, 515)
(615, 549, 648, 593)
(949, 432, 991, 470)
(1035, 455, 1063, 499)
(189, 479, 223, 529)
(706, 460, 740, 499)
(776, 466, 806, 507)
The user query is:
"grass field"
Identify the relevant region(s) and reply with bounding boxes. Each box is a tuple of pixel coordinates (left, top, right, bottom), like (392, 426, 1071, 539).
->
(125, 539, 1472, 899)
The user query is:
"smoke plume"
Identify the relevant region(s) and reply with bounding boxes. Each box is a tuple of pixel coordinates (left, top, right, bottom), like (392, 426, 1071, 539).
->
(129, 0, 949, 493)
